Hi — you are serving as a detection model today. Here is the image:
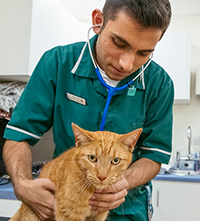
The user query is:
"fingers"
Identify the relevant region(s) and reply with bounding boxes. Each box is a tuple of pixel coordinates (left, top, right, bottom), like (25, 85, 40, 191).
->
(20, 178, 56, 220)
(90, 197, 125, 211)
(32, 194, 55, 220)
(100, 175, 129, 194)
(94, 188, 127, 201)
(33, 206, 55, 220)
(37, 178, 57, 193)
(89, 188, 127, 211)
(88, 175, 130, 211)
(32, 179, 56, 220)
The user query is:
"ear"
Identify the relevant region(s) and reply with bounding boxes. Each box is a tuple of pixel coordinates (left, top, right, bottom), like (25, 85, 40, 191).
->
(92, 9, 103, 34)
(119, 128, 143, 152)
(71, 123, 94, 147)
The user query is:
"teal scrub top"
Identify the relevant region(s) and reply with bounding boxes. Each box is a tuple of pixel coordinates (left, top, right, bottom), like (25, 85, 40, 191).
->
(4, 35, 174, 220)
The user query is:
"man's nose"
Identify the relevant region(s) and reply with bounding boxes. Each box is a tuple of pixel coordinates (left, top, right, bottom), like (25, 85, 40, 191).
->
(119, 53, 134, 72)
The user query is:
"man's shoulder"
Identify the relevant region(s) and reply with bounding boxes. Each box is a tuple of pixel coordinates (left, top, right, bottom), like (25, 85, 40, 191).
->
(44, 41, 87, 58)
(144, 60, 174, 93)
(148, 60, 173, 82)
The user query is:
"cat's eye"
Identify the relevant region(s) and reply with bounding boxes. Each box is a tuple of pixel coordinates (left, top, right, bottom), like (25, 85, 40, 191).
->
(111, 158, 121, 165)
(88, 155, 97, 162)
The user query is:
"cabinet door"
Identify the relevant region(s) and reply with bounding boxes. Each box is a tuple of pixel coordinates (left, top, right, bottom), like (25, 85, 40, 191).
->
(0, 199, 21, 217)
(153, 31, 190, 104)
(152, 180, 200, 221)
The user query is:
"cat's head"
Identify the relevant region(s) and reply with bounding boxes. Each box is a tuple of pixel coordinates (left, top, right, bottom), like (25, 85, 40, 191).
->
(72, 123, 142, 189)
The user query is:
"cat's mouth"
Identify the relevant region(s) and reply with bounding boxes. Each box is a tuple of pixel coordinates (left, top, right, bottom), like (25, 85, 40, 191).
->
(93, 182, 109, 189)
(88, 176, 117, 189)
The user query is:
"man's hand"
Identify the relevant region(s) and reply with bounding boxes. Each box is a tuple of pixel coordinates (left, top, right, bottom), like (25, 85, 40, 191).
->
(88, 175, 128, 211)
(88, 158, 161, 212)
(16, 178, 56, 220)
(3, 140, 57, 220)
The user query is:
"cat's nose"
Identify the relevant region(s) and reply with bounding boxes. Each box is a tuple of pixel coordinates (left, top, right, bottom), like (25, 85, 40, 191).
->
(97, 175, 107, 181)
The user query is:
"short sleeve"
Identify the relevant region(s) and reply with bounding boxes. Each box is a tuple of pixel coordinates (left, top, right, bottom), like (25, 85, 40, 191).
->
(134, 67, 174, 164)
(4, 49, 58, 146)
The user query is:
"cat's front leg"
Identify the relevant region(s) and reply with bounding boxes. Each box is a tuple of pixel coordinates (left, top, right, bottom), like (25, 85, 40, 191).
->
(87, 211, 109, 221)
(55, 204, 89, 221)
(55, 213, 85, 221)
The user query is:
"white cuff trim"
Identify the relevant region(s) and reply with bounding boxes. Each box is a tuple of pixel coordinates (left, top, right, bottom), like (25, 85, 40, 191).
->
(6, 125, 42, 140)
(140, 147, 171, 156)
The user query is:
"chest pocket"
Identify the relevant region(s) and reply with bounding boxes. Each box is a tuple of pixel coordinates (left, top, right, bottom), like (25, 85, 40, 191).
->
(101, 92, 145, 134)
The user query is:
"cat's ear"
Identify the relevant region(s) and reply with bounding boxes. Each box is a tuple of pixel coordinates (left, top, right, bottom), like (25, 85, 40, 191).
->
(72, 123, 94, 147)
(119, 128, 142, 152)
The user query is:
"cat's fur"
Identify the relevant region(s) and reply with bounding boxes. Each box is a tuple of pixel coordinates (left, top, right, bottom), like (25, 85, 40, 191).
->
(9, 123, 142, 221)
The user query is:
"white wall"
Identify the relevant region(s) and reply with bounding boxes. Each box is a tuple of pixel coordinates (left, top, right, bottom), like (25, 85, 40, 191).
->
(168, 16, 200, 161)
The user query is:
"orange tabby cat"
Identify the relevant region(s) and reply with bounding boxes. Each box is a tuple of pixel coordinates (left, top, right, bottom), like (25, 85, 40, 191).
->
(10, 123, 142, 221)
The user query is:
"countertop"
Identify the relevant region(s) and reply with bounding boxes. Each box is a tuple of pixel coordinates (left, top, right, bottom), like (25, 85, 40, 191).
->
(154, 173, 200, 183)
(1, 173, 200, 200)
(0, 181, 17, 200)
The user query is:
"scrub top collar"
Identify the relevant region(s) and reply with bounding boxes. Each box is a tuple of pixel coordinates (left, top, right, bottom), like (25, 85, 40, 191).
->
(71, 35, 147, 92)
(71, 36, 97, 79)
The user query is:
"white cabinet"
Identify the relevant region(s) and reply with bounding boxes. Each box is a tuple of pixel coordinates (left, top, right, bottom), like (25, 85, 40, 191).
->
(0, 0, 89, 83)
(153, 31, 190, 104)
(152, 180, 200, 221)
(0, 199, 21, 218)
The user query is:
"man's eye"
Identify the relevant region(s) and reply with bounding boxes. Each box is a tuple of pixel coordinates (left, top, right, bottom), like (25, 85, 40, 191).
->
(137, 51, 151, 57)
(113, 38, 126, 48)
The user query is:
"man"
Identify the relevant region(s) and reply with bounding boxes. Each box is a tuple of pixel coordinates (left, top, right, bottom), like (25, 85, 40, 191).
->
(3, 0, 173, 220)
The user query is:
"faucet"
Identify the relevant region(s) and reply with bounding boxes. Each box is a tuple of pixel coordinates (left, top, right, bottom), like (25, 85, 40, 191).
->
(176, 151, 180, 169)
(187, 126, 192, 159)
(175, 126, 193, 170)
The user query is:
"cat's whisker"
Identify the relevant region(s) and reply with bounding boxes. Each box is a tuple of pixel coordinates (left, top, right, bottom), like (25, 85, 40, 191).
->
(126, 197, 137, 214)
(57, 178, 88, 195)
(12, 125, 142, 221)
(114, 180, 124, 190)
(110, 183, 125, 220)
(75, 180, 91, 199)
(59, 180, 90, 200)
(127, 191, 143, 206)
(114, 181, 143, 206)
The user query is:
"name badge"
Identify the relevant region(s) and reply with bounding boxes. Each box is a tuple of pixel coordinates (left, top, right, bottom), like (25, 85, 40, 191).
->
(65, 92, 86, 106)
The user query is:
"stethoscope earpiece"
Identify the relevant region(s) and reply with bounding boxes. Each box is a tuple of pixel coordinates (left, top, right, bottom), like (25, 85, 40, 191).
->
(92, 23, 101, 28)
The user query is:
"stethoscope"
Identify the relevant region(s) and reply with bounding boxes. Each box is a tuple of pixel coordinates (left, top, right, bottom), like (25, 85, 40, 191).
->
(87, 24, 153, 131)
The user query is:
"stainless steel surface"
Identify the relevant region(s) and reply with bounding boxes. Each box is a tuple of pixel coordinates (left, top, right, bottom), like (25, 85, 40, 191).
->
(187, 126, 192, 158)
(157, 188, 160, 207)
(168, 169, 200, 176)
(175, 126, 200, 171)
(176, 151, 180, 169)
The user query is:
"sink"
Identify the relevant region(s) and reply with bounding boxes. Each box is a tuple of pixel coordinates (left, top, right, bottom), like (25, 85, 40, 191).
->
(168, 169, 200, 176)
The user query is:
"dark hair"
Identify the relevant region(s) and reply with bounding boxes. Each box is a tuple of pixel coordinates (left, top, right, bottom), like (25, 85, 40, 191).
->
(102, 0, 171, 35)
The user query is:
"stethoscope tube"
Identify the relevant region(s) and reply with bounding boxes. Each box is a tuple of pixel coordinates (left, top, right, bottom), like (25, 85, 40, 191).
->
(87, 25, 153, 131)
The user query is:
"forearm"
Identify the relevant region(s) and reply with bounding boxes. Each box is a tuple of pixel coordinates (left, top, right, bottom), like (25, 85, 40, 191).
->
(124, 158, 161, 190)
(3, 140, 56, 219)
(3, 140, 33, 199)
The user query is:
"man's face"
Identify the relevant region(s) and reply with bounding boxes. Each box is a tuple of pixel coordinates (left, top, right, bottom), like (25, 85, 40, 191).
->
(95, 12, 163, 81)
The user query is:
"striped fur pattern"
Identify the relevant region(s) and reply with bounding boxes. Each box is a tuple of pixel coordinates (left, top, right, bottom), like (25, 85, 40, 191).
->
(9, 123, 142, 221)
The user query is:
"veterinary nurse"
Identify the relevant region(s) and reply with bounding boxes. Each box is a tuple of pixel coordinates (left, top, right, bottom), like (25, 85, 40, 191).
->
(3, 0, 174, 220)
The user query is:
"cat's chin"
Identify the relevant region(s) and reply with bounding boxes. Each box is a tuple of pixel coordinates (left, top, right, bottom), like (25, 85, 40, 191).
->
(93, 181, 112, 189)
(95, 185, 107, 190)
(94, 184, 108, 189)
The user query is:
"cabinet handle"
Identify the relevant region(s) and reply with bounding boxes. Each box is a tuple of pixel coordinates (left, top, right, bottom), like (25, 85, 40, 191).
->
(157, 188, 160, 207)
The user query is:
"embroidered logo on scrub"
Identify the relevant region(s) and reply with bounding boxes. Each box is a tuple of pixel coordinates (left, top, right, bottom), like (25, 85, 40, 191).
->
(127, 85, 137, 96)
(65, 92, 86, 105)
